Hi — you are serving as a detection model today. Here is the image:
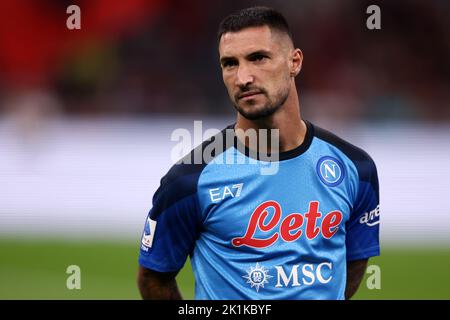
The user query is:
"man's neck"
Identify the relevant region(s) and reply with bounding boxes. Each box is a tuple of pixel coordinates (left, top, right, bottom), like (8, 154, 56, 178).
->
(235, 87, 306, 154)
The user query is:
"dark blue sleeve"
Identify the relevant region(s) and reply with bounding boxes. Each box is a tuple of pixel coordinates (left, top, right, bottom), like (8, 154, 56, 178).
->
(138, 167, 203, 272)
(345, 156, 380, 261)
(311, 123, 380, 261)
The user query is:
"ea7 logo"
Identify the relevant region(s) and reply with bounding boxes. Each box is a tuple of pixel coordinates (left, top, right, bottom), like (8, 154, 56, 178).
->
(209, 183, 243, 202)
(359, 205, 380, 227)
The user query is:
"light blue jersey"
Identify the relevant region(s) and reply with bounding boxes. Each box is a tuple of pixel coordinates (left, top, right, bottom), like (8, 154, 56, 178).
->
(139, 121, 380, 299)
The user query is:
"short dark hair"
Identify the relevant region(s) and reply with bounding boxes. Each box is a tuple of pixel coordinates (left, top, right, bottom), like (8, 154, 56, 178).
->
(217, 6, 293, 44)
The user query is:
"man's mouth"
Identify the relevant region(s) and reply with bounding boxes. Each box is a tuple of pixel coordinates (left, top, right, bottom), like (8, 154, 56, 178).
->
(238, 91, 263, 100)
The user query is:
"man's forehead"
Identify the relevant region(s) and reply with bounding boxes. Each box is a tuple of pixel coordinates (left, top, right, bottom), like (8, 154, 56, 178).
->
(219, 25, 277, 57)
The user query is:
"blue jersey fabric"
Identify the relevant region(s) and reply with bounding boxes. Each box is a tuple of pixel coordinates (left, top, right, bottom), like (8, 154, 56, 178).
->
(138, 121, 380, 300)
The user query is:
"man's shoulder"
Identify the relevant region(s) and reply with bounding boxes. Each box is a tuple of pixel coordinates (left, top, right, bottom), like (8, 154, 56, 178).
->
(151, 124, 234, 211)
(160, 124, 234, 188)
(310, 121, 378, 182)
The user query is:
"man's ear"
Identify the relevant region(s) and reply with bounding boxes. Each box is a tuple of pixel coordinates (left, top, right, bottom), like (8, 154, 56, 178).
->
(290, 48, 303, 77)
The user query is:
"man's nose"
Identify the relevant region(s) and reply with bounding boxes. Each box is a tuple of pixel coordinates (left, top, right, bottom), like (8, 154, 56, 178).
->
(235, 65, 254, 87)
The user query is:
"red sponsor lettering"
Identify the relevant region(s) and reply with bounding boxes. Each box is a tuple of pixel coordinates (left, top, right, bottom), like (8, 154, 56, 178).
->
(280, 213, 304, 242)
(322, 210, 342, 238)
(231, 200, 281, 248)
(232, 201, 343, 248)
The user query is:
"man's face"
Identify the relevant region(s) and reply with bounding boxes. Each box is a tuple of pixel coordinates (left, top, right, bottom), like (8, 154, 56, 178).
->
(219, 25, 294, 120)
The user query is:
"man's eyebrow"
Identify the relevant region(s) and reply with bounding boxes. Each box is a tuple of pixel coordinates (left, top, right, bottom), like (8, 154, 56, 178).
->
(220, 50, 272, 65)
(220, 56, 237, 65)
(246, 50, 271, 59)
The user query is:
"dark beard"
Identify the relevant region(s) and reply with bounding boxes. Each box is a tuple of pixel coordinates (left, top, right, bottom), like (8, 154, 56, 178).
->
(233, 90, 290, 120)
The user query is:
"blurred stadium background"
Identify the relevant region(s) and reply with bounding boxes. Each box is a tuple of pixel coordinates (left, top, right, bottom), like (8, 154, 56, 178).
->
(1, 0, 450, 299)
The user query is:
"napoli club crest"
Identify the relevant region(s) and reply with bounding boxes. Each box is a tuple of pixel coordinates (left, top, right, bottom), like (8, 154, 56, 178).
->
(316, 156, 345, 187)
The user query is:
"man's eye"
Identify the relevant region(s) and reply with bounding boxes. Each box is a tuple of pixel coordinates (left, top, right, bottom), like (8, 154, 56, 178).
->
(251, 55, 267, 62)
(223, 61, 237, 68)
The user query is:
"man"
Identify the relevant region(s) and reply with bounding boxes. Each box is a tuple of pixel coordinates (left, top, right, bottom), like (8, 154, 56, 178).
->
(137, 6, 379, 300)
